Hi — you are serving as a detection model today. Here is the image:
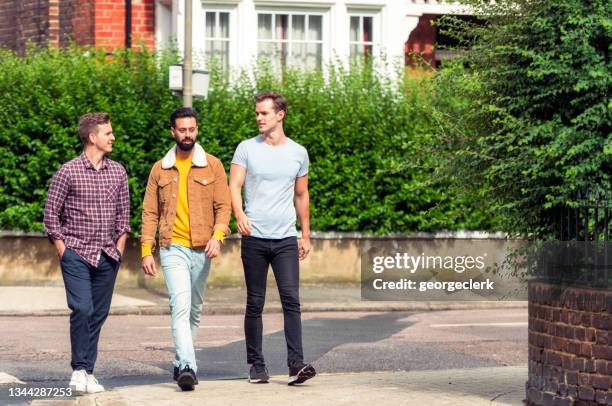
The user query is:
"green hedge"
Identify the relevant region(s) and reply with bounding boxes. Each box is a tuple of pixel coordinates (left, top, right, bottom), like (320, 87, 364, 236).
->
(0, 46, 498, 235)
(432, 0, 611, 237)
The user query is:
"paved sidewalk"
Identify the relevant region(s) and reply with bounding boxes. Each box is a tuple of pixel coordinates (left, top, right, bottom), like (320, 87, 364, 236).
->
(0, 286, 527, 316)
(28, 367, 527, 406)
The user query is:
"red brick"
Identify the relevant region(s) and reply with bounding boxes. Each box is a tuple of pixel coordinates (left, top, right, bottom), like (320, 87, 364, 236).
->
(592, 375, 611, 391)
(593, 315, 609, 330)
(574, 326, 586, 341)
(566, 371, 579, 385)
(586, 328, 597, 342)
(578, 386, 595, 401)
(578, 372, 592, 386)
(572, 357, 586, 372)
(579, 342, 593, 358)
(595, 330, 608, 345)
(592, 345, 612, 360)
(586, 359, 596, 373)
(595, 390, 607, 404)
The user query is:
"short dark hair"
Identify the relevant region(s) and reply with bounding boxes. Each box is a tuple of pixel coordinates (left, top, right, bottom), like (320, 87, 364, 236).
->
(255, 91, 287, 117)
(78, 112, 110, 145)
(170, 107, 199, 128)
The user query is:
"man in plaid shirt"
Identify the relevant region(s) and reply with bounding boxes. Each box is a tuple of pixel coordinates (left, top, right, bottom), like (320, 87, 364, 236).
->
(43, 112, 130, 394)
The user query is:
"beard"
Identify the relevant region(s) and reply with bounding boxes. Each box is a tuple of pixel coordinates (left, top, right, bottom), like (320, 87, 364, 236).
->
(177, 139, 195, 151)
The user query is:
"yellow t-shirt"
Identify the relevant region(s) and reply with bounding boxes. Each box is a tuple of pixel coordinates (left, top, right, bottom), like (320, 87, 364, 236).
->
(170, 154, 193, 248)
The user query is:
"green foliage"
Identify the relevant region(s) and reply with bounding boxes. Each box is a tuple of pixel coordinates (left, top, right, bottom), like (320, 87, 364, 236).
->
(433, 0, 611, 237)
(0, 46, 497, 234)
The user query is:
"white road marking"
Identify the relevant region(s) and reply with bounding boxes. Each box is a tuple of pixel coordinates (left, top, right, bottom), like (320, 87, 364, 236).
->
(147, 325, 240, 329)
(429, 322, 527, 328)
(0, 372, 25, 384)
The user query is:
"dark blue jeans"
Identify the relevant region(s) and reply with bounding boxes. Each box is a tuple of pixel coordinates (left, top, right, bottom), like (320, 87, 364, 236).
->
(241, 236, 304, 368)
(60, 248, 118, 373)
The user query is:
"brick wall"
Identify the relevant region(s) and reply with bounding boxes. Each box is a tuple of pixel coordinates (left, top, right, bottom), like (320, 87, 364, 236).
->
(405, 14, 437, 68)
(527, 282, 612, 405)
(0, 0, 156, 52)
(130, 0, 155, 48)
(0, 0, 51, 54)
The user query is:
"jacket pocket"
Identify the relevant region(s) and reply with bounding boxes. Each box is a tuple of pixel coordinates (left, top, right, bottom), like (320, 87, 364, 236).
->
(193, 177, 215, 203)
(158, 178, 173, 203)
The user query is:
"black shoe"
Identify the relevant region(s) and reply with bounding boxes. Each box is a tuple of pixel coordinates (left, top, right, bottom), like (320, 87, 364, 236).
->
(288, 363, 316, 385)
(173, 366, 179, 381)
(177, 366, 197, 391)
(248, 364, 269, 383)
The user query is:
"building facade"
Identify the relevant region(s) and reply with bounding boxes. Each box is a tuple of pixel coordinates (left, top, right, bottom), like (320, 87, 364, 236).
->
(0, 0, 472, 69)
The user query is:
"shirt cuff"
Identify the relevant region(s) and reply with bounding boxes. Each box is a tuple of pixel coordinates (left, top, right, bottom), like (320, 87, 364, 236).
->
(213, 223, 231, 237)
(141, 243, 153, 258)
(115, 226, 131, 240)
(212, 230, 226, 243)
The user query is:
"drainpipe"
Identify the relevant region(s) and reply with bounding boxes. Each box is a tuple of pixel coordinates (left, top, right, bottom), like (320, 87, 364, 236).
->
(125, 0, 132, 48)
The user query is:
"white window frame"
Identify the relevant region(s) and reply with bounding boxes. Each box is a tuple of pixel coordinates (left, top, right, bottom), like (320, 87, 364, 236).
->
(347, 9, 381, 60)
(255, 7, 328, 70)
(203, 10, 231, 70)
(195, 3, 238, 71)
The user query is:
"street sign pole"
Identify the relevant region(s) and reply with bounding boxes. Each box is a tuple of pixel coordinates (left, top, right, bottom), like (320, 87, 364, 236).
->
(183, 0, 193, 107)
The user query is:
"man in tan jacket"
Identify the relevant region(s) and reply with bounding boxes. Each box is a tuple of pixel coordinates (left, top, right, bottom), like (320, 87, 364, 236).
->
(141, 107, 231, 391)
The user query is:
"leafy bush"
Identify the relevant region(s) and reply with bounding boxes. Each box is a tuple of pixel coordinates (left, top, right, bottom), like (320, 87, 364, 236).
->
(433, 0, 611, 237)
(0, 45, 498, 234)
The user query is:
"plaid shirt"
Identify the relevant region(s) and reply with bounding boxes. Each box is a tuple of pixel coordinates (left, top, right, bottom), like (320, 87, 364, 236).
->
(44, 153, 131, 267)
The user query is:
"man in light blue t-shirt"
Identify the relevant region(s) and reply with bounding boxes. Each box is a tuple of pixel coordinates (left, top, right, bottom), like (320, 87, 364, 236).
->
(229, 92, 316, 386)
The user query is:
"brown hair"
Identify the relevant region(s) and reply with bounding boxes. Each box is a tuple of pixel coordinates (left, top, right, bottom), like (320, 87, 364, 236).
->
(78, 112, 110, 145)
(255, 91, 287, 118)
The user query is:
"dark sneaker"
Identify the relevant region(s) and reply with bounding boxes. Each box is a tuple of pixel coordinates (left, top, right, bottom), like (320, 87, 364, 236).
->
(288, 363, 316, 386)
(175, 366, 198, 385)
(177, 366, 197, 391)
(248, 364, 269, 383)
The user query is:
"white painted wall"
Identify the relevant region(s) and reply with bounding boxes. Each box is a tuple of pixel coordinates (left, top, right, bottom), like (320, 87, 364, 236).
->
(156, 0, 472, 73)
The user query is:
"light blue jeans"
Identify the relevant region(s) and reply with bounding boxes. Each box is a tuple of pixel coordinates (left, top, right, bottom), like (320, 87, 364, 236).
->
(160, 243, 211, 373)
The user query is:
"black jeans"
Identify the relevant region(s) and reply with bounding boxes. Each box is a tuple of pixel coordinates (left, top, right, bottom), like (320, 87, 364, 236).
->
(241, 236, 303, 368)
(60, 248, 119, 373)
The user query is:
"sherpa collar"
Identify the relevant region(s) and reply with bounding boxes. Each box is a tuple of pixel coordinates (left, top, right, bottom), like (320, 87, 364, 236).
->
(161, 143, 208, 169)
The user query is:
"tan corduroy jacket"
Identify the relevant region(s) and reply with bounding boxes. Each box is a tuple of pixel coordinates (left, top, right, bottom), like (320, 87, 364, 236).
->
(141, 143, 231, 251)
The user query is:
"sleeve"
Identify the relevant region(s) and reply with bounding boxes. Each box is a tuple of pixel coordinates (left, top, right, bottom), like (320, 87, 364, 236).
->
(114, 169, 131, 239)
(231, 141, 248, 169)
(43, 166, 70, 242)
(212, 159, 232, 236)
(140, 164, 160, 250)
(297, 148, 309, 177)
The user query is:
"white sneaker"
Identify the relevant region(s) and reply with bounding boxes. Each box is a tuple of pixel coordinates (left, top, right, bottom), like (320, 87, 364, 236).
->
(69, 370, 87, 392)
(86, 373, 105, 393)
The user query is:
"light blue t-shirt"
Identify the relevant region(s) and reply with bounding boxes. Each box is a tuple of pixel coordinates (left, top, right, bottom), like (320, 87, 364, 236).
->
(231, 135, 309, 239)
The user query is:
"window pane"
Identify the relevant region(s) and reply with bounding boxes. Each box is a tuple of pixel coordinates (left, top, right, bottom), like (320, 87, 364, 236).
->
(363, 16, 373, 42)
(258, 41, 275, 58)
(350, 16, 359, 43)
(220, 12, 229, 38)
(258, 14, 272, 39)
(289, 42, 306, 66)
(306, 43, 322, 69)
(276, 14, 288, 40)
(205, 12, 215, 38)
(350, 44, 359, 57)
(292, 15, 305, 41)
(205, 40, 229, 70)
(308, 15, 322, 41)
